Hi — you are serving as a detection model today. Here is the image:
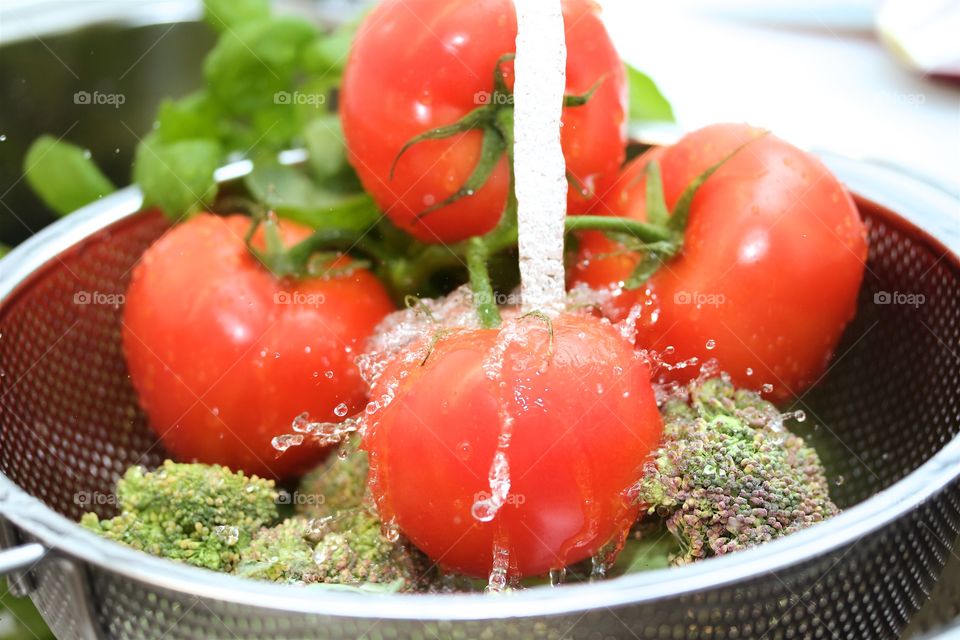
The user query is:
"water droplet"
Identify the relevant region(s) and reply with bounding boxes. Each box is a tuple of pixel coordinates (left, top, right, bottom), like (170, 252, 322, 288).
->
(324, 370, 334, 379)
(214, 525, 239, 545)
(211, 407, 220, 417)
(271, 433, 304, 452)
(471, 500, 498, 522)
(835, 475, 845, 486)
(303, 345, 312, 354)
(292, 412, 312, 433)
(745, 367, 754, 376)
(334, 402, 349, 417)
(382, 520, 401, 543)
(762, 383, 774, 394)
(705, 339, 716, 350)
(0, 134, 7, 142)
(549, 568, 566, 586)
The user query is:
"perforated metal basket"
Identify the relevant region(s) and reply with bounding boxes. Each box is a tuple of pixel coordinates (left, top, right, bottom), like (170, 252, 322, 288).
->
(0, 153, 958, 639)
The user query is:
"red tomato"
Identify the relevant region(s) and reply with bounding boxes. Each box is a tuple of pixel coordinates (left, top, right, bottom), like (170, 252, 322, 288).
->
(570, 124, 868, 402)
(122, 213, 394, 480)
(362, 313, 662, 578)
(340, 0, 626, 244)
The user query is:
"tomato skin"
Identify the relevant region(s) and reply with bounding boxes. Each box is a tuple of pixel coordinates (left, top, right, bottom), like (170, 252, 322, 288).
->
(362, 313, 661, 578)
(340, 0, 626, 243)
(571, 124, 868, 402)
(122, 214, 394, 480)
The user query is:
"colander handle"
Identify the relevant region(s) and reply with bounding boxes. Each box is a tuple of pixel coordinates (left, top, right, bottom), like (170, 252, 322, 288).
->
(0, 543, 46, 577)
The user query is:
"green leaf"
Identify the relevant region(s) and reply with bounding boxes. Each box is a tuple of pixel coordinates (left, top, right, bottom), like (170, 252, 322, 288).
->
(23, 136, 115, 216)
(624, 63, 675, 124)
(610, 528, 680, 575)
(204, 17, 319, 116)
(0, 244, 9, 259)
(301, 19, 361, 76)
(202, 0, 270, 33)
(133, 136, 221, 219)
(304, 115, 348, 180)
(155, 92, 222, 144)
(244, 160, 379, 232)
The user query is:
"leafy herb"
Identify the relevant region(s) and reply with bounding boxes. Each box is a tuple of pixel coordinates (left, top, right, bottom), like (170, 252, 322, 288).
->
(202, 0, 270, 33)
(23, 136, 115, 216)
(625, 63, 675, 124)
(133, 136, 221, 218)
(244, 161, 379, 232)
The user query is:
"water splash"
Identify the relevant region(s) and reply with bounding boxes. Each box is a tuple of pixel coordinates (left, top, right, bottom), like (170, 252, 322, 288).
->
(271, 433, 304, 452)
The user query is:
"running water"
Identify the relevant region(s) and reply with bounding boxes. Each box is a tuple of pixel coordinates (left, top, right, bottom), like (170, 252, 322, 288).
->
(514, 0, 568, 316)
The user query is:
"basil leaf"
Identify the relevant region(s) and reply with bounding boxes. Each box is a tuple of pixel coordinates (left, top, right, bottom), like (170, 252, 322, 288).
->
(23, 136, 115, 216)
(304, 115, 348, 180)
(245, 160, 379, 232)
(202, 0, 270, 33)
(0, 244, 10, 259)
(301, 19, 361, 76)
(204, 17, 318, 116)
(610, 529, 680, 575)
(133, 136, 221, 219)
(155, 92, 222, 144)
(625, 63, 675, 124)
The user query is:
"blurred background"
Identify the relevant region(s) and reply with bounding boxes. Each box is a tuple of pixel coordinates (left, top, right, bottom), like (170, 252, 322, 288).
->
(0, 0, 957, 637)
(1, 0, 957, 249)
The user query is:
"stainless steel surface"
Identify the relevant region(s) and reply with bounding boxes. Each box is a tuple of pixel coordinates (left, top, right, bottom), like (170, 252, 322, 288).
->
(0, 543, 46, 576)
(0, 153, 958, 638)
(2, 4, 960, 639)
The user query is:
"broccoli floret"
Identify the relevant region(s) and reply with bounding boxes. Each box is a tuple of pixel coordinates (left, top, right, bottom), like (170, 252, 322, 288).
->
(637, 377, 839, 563)
(296, 444, 369, 519)
(81, 460, 279, 571)
(236, 510, 430, 591)
(310, 510, 423, 586)
(234, 517, 324, 583)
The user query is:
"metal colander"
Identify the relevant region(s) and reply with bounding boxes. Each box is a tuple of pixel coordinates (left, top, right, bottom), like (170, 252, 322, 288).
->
(0, 153, 958, 639)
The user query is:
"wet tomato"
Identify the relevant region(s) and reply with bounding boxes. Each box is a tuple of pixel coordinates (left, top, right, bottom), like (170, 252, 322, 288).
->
(122, 213, 394, 480)
(362, 313, 662, 578)
(341, 0, 626, 243)
(570, 124, 868, 401)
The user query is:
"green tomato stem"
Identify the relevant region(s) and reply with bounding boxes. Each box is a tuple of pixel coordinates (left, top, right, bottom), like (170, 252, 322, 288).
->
(564, 215, 674, 244)
(466, 237, 502, 328)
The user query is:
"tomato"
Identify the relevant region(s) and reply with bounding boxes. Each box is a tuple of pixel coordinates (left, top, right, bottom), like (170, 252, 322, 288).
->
(340, 0, 626, 244)
(361, 313, 662, 578)
(570, 123, 868, 402)
(122, 213, 394, 480)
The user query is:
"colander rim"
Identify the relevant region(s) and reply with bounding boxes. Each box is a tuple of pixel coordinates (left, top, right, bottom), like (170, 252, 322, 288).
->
(1, 153, 958, 621)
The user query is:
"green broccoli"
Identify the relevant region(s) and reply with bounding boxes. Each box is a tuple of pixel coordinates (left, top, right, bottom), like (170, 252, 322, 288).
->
(234, 516, 323, 583)
(236, 509, 431, 591)
(81, 460, 279, 571)
(637, 376, 838, 564)
(296, 443, 369, 519)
